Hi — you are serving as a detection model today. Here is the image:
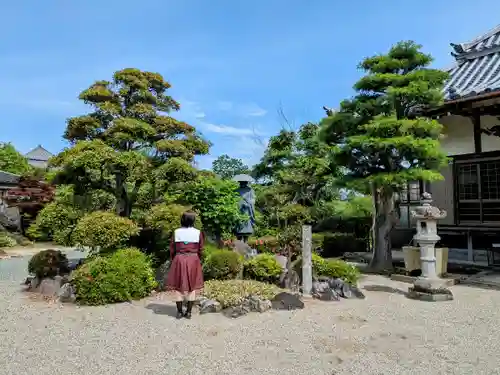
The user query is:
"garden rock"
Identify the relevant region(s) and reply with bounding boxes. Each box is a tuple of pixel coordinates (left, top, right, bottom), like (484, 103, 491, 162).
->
(29, 276, 40, 289)
(271, 292, 304, 310)
(57, 283, 76, 303)
(232, 240, 257, 259)
(199, 298, 222, 314)
(68, 258, 85, 272)
(245, 295, 272, 313)
(222, 305, 251, 318)
(280, 269, 300, 291)
(313, 277, 366, 300)
(312, 281, 340, 301)
(38, 276, 64, 297)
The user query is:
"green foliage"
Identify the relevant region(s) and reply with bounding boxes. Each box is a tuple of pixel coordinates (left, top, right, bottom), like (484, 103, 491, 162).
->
(294, 253, 360, 285)
(312, 232, 368, 257)
(201, 241, 219, 263)
(0, 143, 31, 175)
(72, 248, 157, 305)
(320, 41, 449, 270)
(26, 201, 81, 245)
(28, 250, 69, 278)
(243, 253, 283, 283)
(202, 249, 243, 280)
(0, 233, 17, 248)
(50, 68, 210, 219)
(318, 259, 361, 285)
(202, 279, 280, 308)
(212, 154, 249, 179)
(72, 211, 140, 253)
(26, 185, 117, 245)
(183, 176, 245, 239)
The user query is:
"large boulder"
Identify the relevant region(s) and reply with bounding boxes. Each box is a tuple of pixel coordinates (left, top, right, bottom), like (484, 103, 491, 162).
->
(312, 276, 366, 300)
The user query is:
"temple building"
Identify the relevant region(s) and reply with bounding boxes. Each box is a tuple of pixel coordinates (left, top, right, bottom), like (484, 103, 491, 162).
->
(395, 24, 500, 265)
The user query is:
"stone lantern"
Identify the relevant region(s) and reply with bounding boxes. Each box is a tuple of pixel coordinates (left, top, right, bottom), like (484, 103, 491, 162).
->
(407, 192, 454, 301)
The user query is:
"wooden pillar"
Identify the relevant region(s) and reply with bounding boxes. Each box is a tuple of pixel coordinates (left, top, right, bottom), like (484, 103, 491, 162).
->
(472, 113, 482, 154)
(301, 225, 313, 296)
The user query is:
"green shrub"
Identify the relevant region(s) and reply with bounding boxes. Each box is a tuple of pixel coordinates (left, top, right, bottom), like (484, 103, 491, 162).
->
(203, 249, 243, 280)
(314, 231, 367, 257)
(203, 279, 280, 308)
(294, 253, 360, 285)
(319, 259, 361, 285)
(201, 241, 219, 263)
(0, 233, 17, 248)
(72, 211, 140, 254)
(244, 253, 283, 283)
(28, 249, 69, 278)
(26, 202, 81, 245)
(72, 248, 157, 305)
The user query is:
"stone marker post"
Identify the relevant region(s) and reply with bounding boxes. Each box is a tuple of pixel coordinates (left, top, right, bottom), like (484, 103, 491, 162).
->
(407, 193, 453, 302)
(302, 225, 313, 296)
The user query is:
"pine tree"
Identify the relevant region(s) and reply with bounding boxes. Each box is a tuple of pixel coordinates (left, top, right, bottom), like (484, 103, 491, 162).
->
(321, 41, 449, 271)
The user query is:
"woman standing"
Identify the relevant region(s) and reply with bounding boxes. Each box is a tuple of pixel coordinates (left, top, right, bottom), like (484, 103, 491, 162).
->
(165, 211, 204, 319)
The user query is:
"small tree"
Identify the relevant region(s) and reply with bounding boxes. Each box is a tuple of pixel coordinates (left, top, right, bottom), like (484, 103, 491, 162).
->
(212, 154, 249, 180)
(0, 143, 30, 175)
(51, 68, 209, 218)
(183, 176, 245, 243)
(321, 41, 449, 271)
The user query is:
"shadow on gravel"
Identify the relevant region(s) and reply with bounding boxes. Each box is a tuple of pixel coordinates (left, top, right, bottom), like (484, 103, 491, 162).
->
(363, 284, 407, 296)
(145, 303, 179, 317)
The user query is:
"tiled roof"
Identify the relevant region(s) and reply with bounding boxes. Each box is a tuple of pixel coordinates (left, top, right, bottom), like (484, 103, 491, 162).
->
(24, 145, 53, 162)
(0, 171, 20, 185)
(443, 25, 500, 100)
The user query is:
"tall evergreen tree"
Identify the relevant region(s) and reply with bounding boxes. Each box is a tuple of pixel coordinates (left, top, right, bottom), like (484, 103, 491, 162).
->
(321, 41, 449, 271)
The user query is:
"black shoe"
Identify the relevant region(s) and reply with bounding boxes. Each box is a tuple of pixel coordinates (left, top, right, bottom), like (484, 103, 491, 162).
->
(175, 301, 184, 319)
(184, 301, 193, 319)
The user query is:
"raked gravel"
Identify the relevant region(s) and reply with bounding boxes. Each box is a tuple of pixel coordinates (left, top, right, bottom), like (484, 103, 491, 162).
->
(1, 273, 500, 375)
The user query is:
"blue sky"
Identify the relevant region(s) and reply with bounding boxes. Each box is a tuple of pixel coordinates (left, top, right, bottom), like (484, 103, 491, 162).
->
(2, 1, 500, 170)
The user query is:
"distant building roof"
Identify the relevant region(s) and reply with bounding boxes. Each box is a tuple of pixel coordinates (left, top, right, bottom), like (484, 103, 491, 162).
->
(444, 24, 500, 100)
(24, 145, 54, 162)
(0, 171, 20, 185)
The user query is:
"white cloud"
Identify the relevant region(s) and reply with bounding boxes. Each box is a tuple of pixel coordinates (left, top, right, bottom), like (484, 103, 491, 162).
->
(194, 111, 206, 119)
(203, 123, 254, 136)
(240, 103, 268, 117)
(217, 101, 267, 117)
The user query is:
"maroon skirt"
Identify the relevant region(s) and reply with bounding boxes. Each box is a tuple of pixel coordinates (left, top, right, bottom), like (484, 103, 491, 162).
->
(165, 253, 204, 293)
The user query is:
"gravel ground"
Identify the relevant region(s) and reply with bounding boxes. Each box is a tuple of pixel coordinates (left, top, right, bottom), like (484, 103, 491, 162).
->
(1, 257, 500, 375)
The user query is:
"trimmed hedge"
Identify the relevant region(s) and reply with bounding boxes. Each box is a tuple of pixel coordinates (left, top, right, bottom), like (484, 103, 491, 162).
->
(243, 253, 283, 283)
(294, 253, 360, 285)
(72, 248, 157, 305)
(202, 249, 243, 280)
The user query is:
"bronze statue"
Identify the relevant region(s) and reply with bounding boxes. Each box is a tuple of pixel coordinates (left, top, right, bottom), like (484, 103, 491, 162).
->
(232, 174, 255, 243)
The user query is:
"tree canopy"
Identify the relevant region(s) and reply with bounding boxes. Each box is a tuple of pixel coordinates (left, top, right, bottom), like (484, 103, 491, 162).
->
(320, 41, 449, 270)
(51, 68, 210, 218)
(0, 143, 31, 175)
(212, 154, 249, 180)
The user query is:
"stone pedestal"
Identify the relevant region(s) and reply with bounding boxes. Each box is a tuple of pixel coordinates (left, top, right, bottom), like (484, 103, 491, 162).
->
(407, 193, 453, 302)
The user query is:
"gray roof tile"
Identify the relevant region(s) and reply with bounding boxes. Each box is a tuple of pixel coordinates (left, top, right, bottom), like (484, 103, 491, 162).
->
(443, 25, 500, 100)
(0, 171, 20, 185)
(24, 145, 53, 162)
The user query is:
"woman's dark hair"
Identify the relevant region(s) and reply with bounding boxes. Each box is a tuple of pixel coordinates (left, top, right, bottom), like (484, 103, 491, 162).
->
(180, 211, 196, 228)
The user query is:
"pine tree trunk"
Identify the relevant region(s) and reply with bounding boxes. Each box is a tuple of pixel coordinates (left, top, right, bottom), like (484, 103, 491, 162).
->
(369, 191, 395, 272)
